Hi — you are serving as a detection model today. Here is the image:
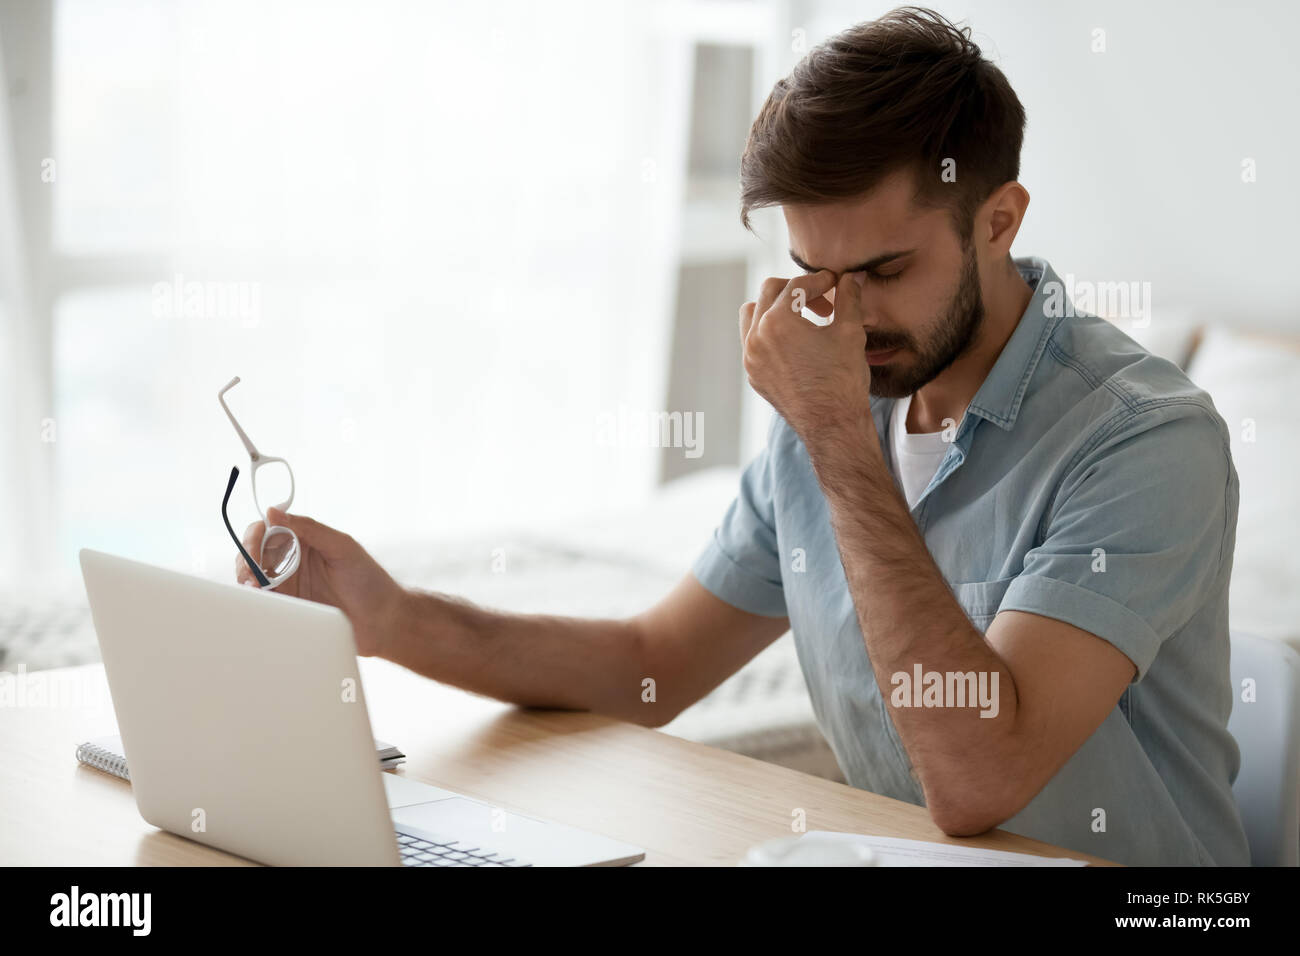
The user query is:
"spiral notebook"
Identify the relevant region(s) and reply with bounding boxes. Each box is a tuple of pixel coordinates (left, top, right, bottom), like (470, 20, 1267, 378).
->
(76, 734, 405, 782)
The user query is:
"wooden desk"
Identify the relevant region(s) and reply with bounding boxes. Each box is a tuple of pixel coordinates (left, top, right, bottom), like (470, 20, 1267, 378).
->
(0, 660, 1116, 866)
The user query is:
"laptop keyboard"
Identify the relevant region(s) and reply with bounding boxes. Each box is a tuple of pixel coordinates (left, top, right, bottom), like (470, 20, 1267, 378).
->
(397, 831, 532, 867)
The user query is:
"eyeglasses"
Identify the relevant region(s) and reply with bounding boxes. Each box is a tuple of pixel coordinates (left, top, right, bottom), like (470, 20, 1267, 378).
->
(219, 377, 300, 589)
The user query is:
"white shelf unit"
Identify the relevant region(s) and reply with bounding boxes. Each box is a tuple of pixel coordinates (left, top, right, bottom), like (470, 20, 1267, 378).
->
(652, 0, 802, 482)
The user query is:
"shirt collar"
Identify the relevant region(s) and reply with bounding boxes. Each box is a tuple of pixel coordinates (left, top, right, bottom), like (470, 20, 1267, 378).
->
(963, 255, 1062, 432)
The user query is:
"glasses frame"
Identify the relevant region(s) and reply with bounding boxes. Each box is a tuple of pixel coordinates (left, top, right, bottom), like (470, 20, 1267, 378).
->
(218, 376, 296, 519)
(218, 377, 301, 589)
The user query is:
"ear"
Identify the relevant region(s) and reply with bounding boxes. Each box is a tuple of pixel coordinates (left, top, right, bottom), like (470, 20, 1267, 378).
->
(979, 181, 1030, 257)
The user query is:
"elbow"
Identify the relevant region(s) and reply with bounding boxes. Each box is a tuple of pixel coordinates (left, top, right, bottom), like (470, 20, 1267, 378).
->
(627, 678, 685, 727)
(634, 705, 682, 729)
(926, 789, 1020, 838)
(623, 679, 689, 728)
(930, 806, 1004, 838)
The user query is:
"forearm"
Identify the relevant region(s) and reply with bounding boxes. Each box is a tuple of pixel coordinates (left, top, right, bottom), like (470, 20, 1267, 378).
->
(381, 588, 653, 724)
(806, 411, 1024, 830)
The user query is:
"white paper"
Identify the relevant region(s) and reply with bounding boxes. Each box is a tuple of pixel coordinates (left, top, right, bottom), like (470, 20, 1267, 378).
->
(806, 830, 1090, 866)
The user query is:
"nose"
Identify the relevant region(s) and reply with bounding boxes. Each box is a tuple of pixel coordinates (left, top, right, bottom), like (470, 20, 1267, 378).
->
(853, 281, 883, 331)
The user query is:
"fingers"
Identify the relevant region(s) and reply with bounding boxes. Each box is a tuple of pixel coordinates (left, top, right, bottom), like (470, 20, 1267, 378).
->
(266, 507, 353, 561)
(742, 270, 840, 349)
(833, 270, 864, 327)
(739, 301, 756, 344)
(782, 269, 838, 305)
(236, 520, 266, 585)
(754, 275, 789, 319)
(762, 270, 837, 330)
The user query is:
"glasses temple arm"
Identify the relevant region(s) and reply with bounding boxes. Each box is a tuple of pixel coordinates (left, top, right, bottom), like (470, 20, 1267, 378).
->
(223, 466, 270, 587)
(218, 378, 262, 460)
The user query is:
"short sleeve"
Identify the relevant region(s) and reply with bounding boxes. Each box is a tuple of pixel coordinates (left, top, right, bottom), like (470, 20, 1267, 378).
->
(999, 407, 1234, 682)
(690, 421, 788, 618)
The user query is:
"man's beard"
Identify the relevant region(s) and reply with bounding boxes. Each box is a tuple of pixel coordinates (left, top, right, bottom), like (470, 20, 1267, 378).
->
(865, 244, 985, 399)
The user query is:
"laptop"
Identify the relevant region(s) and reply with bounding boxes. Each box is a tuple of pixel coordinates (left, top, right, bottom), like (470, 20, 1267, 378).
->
(79, 548, 645, 867)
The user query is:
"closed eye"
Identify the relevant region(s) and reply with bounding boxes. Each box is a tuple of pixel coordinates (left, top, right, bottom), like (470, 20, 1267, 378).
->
(866, 268, 903, 284)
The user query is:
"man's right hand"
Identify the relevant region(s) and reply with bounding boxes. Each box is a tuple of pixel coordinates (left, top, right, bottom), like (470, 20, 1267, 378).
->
(236, 508, 406, 658)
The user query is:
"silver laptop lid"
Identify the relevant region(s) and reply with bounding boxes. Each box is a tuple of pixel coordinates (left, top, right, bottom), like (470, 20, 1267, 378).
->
(79, 548, 399, 866)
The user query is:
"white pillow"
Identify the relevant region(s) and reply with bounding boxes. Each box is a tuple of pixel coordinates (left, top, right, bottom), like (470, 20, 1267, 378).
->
(1187, 326, 1300, 653)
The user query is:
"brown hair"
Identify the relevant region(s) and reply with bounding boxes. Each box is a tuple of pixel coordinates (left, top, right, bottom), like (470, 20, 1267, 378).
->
(739, 6, 1026, 239)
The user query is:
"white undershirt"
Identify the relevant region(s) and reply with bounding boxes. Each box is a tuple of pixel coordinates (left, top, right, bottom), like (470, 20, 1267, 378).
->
(889, 394, 950, 509)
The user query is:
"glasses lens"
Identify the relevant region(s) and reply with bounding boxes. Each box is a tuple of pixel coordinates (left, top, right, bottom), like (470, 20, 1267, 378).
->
(253, 460, 293, 514)
(260, 527, 299, 578)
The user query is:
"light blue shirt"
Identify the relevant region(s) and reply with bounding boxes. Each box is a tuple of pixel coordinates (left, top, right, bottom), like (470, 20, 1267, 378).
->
(692, 256, 1250, 866)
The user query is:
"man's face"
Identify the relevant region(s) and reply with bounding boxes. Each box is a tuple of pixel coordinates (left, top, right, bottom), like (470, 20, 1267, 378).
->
(783, 169, 985, 399)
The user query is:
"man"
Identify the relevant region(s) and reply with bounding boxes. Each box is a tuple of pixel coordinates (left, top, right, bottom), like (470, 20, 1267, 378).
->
(239, 8, 1249, 866)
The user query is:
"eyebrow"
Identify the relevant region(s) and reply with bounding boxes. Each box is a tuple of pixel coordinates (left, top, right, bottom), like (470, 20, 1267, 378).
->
(789, 248, 916, 275)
